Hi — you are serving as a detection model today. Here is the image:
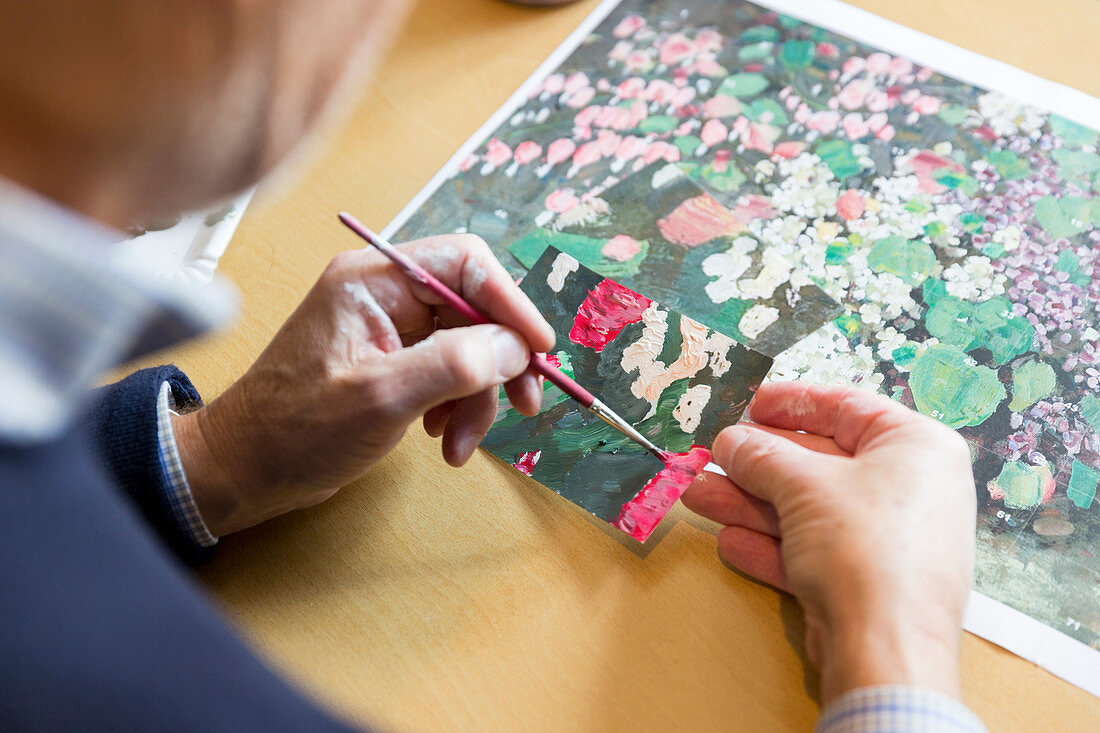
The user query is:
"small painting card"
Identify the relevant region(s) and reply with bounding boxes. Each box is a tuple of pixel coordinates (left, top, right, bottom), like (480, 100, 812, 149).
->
(483, 246, 773, 541)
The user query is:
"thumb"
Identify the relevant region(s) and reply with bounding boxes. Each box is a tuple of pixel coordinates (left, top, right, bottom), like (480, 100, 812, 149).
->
(379, 324, 531, 417)
(712, 424, 837, 508)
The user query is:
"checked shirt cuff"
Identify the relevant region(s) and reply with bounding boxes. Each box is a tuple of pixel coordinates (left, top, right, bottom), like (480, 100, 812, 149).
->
(155, 381, 218, 548)
(817, 686, 987, 733)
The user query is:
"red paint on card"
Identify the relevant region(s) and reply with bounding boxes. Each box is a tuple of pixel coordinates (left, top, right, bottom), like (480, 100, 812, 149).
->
(613, 446, 712, 542)
(512, 450, 541, 476)
(568, 278, 652, 352)
(656, 194, 744, 246)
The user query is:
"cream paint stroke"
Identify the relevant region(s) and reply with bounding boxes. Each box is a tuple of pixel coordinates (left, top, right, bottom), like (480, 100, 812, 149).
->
(702, 237, 757, 304)
(738, 304, 781, 339)
(702, 237, 794, 305)
(547, 251, 580, 292)
(703, 331, 736, 377)
(621, 304, 737, 417)
(551, 197, 610, 231)
(673, 384, 712, 433)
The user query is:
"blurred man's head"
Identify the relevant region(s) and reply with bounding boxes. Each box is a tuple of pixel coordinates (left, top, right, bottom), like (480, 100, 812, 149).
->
(0, 0, 410, 228)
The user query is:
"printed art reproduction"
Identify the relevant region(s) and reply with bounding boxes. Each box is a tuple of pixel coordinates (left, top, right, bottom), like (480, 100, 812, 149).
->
(388, 0, 1100, 693)
(482, 246, 772, 541)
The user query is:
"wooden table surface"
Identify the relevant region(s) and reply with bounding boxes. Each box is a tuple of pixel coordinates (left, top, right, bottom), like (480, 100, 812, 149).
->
(146, 1, 1100, 729)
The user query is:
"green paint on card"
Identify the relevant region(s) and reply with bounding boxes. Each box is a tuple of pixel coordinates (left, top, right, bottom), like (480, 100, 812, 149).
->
(981, 241, 1006, 259)
(777, 14, 803, 29)
(924, 221, 947, 238)
(825, 240, 853, 265)
(779, 39, 815, 69)
(1056, 249, 1080, 274)
(718, 73, 770, 98)
(638, 379, 695, 452)
(867, 235, 937, 284)
(1051, 149, 1100, 183)
(554, 351, 574, 379)
(674, 134, 703, 156)
(987, 150, 1031, 180)
(972, 298, 1035, 365)
(995, 461, 1051, 509)
(834, 312, 861, 338)
(1050, 114, 1098, 147)
(924, 295, 1034, 365)
(738, 42, 773, 62)
(1079, 394, 1100, 433)
(510, 229, 587, 267)
(1009, 359, 1056, 411)
(937, 105, 968, 126)
(510, 229, 649, 279)
(745, 98, 789, 125)
(959, 212, 985, 232)
(638, 115, 678, 134)
(1053, 249, 1090, 287)
(905, 199, 931, 214)
(702, 162, 747, 192)
(934, 169, 978, 195)
(548, 410, 630, 456)
(921, 278, 950, 307)
(1067, 461, 1099, 509)
(925, 296, 978, 349)
(892, 344, 918, 366)
(740, 25, 780, 43)
(909, 344, 1005, 428)
(1033, 196, 1093, 239)
(678, 161, 702, 179)
(816, 139, 864, 180)
(709, 298, 752, 344)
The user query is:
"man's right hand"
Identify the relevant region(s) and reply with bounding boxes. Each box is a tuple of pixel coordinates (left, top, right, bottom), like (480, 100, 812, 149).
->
(682, 382, 976, 703)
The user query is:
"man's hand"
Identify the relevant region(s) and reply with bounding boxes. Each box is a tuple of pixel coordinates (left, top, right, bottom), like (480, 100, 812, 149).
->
(682, 382, 976, 703)
(173, 234, 555, 536)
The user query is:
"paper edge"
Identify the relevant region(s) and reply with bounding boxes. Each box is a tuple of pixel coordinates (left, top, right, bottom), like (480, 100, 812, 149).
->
(965, 590, 1100, 696)
(181, 188, 257, 283)
(380, 0, 1100, 696)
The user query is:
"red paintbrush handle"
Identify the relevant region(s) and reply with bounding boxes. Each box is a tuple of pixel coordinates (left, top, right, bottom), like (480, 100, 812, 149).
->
(529, 353, 596, 408)
(338, 212, 596, 408)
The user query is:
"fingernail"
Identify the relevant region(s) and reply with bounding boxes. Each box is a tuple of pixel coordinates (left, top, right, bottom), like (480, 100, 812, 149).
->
(542, 321, 557, 350)
(713, 426, 750, 468)
(491, 327, 529, 380)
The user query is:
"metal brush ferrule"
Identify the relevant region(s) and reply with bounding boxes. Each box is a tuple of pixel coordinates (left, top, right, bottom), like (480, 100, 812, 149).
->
(587, 398, 667, 460)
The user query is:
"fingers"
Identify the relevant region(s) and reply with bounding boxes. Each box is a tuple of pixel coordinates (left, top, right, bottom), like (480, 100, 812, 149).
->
(711, 423, 836, 506)
(682, 472, 780, 537)
(747, 382, 922, 455)
(716, 526, 788, 591)
(423, 401, 457, 438)
(502, 370, 543, 417)
(365, 234, 555, 353)
(749, 424, 851, 458)
(377, 323, 531, 418)
(441, 389, 498, 466)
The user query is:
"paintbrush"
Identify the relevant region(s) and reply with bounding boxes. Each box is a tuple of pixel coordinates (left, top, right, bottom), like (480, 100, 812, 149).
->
(338, 212, 669, 462)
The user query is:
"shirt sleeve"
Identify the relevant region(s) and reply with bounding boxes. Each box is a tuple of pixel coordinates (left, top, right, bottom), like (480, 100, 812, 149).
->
(816, 686, 988, 733)
(155, 381, 219, 549)
(85, 365, 217, 565)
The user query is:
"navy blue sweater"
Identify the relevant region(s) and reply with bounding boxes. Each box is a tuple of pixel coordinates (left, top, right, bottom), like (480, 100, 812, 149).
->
(0, 367, 356, 731)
